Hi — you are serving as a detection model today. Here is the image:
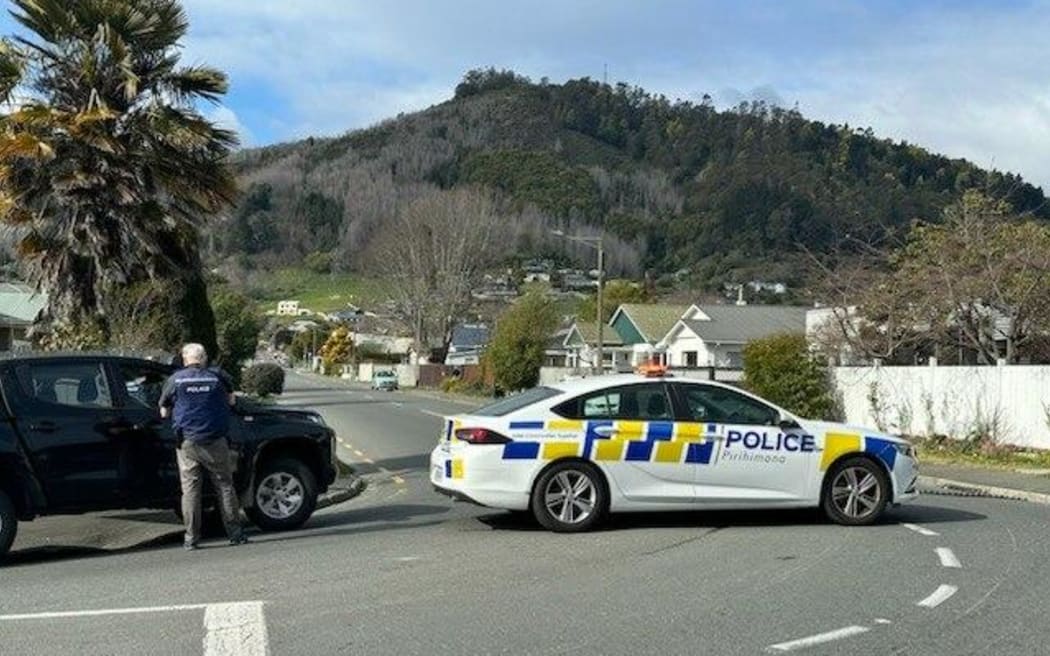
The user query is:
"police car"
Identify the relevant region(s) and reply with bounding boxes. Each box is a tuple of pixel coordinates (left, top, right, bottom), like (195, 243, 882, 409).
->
(430, 366, 918, 532)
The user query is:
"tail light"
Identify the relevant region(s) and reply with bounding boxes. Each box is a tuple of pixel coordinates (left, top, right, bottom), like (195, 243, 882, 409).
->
(455, 428, 512, 445)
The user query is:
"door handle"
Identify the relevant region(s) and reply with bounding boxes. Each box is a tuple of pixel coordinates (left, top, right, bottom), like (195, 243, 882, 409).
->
(29, 421, 57, 433)
(593, 425, 616, 437)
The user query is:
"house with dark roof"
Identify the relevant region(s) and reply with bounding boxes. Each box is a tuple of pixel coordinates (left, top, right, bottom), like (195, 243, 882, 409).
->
(658, 304, 807, 368)
(445, 323, 491, 366)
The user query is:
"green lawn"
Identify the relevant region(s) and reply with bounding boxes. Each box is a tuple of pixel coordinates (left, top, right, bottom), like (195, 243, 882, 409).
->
(244, 269, 391, 314)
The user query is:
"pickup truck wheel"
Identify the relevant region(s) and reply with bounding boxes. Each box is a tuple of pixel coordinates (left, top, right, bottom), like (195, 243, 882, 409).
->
(0, 490, 17, 560)
(247, 458, 318, 531)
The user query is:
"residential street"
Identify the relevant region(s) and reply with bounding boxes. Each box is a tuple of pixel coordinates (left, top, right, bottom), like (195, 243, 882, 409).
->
(2, 372, 1050, 655)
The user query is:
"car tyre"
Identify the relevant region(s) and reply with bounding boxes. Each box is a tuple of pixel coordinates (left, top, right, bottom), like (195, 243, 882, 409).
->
(246, 457, 318, 531)
(0, 490, 17, 560)
(822, 456, 890, 526)
(531, 461, 608, 533)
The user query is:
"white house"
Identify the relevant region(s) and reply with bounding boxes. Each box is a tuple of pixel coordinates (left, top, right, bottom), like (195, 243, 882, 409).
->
(659, 304, 807, 368)
(277, 300, 301, 316)
(561, 321, 631, 371)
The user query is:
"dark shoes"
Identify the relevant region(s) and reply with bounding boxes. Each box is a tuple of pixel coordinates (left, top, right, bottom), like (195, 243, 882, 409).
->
(229, 535, 250, 546)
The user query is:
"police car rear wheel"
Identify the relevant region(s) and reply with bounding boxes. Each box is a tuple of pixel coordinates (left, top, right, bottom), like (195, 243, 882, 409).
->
(0, 490, 17, 560)
(531, 461, 607, 533)
(823, 457, 889, 526)
(247, 458, 318, 531)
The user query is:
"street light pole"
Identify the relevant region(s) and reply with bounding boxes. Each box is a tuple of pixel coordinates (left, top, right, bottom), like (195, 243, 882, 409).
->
(595, 239, 604, 375)
(550, 229, 606, 376)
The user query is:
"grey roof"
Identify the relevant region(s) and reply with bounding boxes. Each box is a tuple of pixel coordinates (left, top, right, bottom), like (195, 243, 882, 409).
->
(450, 324, 490, 350)
(684, 305, 807, 344)
(0, 283, 45, 325)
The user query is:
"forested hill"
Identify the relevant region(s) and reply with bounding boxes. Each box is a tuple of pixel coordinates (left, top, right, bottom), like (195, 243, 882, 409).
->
(218, 69, 1048, 289)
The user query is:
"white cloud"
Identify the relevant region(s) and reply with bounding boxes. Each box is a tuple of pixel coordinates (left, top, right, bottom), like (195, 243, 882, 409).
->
(204, 105, 253, 147)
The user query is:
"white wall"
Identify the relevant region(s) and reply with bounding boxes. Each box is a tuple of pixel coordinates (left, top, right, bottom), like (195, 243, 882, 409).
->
(833, 364, 1050, 449)
(664, 331, 712, 367)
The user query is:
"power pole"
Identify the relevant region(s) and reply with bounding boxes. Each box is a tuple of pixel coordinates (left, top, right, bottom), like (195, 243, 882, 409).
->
(595, 239, 605, 375)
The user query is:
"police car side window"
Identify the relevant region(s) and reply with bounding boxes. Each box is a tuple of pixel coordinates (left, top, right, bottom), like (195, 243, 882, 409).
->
(555, 385, 673, 421)
(675, 384, 777, 426)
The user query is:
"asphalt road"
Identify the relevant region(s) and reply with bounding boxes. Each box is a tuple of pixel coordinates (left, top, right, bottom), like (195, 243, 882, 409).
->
(2, 372, 1049, 655)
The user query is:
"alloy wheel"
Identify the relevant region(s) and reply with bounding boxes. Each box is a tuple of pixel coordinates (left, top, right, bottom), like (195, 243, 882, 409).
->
(831, 466, 882, 520)
(543, 470, 597, 525)
(255, 472, 306, 520)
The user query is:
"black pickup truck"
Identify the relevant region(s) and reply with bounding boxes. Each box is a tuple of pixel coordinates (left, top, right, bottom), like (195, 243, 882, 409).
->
(0, 354, 337, 559)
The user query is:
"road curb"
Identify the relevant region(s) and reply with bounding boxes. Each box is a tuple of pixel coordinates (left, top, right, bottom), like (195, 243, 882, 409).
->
(918, 475, 1050, 505)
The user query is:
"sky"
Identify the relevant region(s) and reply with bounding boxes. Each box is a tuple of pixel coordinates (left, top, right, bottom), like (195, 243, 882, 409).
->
(2, 0, 1049, 190)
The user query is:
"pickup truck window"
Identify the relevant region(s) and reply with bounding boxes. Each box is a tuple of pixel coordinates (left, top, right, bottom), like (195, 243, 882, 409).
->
(117, 363, 168, 409)
(17, 362, 114, 409)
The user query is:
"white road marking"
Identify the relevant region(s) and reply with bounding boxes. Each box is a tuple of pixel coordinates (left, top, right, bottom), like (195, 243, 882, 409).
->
(392, 402, 403, 407)
(392, 475, 405, 485)
(902, 523, 939, 537)
(353, 450, 365, 458)
(419, 409, 445, 418)
(0, 601, 270, 656)
(917, 584, 959, 608)
(0, 604, 208, 621)
(394, 556, 420, 562)
(936, 547, 962, 568)
(766, 626, 870, 652)
(363, 458, 375, 465)
(203, 602, 269, 656)
(873, 618, 892, 625)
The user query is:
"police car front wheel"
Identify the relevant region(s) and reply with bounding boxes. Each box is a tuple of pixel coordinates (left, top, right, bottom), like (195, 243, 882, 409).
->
(531, 461, 608, 532)
(822, 456, 890, 526)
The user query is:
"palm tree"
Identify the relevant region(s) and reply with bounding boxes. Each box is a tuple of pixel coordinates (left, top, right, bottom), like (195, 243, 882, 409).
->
(0, 0, 237, 353)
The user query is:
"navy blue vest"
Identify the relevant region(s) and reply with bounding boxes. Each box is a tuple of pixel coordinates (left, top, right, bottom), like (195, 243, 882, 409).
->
(171, 367, 230, 442)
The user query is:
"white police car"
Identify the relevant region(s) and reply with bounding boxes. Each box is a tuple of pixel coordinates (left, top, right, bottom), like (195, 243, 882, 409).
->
(430, 367, 918, 532)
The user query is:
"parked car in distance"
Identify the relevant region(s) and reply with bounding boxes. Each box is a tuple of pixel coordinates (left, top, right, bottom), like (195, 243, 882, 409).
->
(372, 370, 399, 391)
(0, 354, 338, 560)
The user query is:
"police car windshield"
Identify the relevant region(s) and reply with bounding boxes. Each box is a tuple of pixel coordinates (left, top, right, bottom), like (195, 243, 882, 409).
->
(473, 386, 561, 416)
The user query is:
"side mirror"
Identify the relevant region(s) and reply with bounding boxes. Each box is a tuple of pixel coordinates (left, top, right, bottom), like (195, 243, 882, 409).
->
(778, 417, 801, 431)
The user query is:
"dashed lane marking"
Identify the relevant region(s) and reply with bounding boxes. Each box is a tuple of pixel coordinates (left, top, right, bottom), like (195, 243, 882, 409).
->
(353, 450, 365, 458)
(766, 626, 870, 653)
(917, 584, 958, 608)
(419, 409, 444, 418)
(902, 523, 939, 537)
(936, 547, 962, 568)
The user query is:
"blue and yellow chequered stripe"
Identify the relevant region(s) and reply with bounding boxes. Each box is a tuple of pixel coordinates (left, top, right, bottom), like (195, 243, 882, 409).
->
(504, 420, 716, 465)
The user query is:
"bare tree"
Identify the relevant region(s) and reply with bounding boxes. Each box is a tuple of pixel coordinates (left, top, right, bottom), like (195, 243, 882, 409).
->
(372, 187, 501, 357)
(809, 192, 1050, 365)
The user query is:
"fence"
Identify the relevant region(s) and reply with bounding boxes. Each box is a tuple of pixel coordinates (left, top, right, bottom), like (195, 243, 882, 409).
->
(832, 364, 1050, 449)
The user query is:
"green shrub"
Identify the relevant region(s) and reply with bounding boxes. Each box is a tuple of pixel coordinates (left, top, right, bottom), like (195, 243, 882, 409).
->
(242, 363, 285, 397)
(742, 333, 836, 420)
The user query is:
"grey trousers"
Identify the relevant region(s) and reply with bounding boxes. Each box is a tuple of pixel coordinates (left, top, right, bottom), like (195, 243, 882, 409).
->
(176, 439, 245, 543)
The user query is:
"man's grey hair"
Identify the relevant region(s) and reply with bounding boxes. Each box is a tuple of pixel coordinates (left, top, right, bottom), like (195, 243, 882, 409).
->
(181, 343, 208, 365)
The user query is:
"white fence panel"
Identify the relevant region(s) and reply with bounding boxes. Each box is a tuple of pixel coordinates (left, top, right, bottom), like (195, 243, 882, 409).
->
(832, 365, 1050, 449)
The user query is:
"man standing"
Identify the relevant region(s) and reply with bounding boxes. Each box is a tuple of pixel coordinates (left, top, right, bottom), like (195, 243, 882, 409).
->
(160, 343, 248, 550)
